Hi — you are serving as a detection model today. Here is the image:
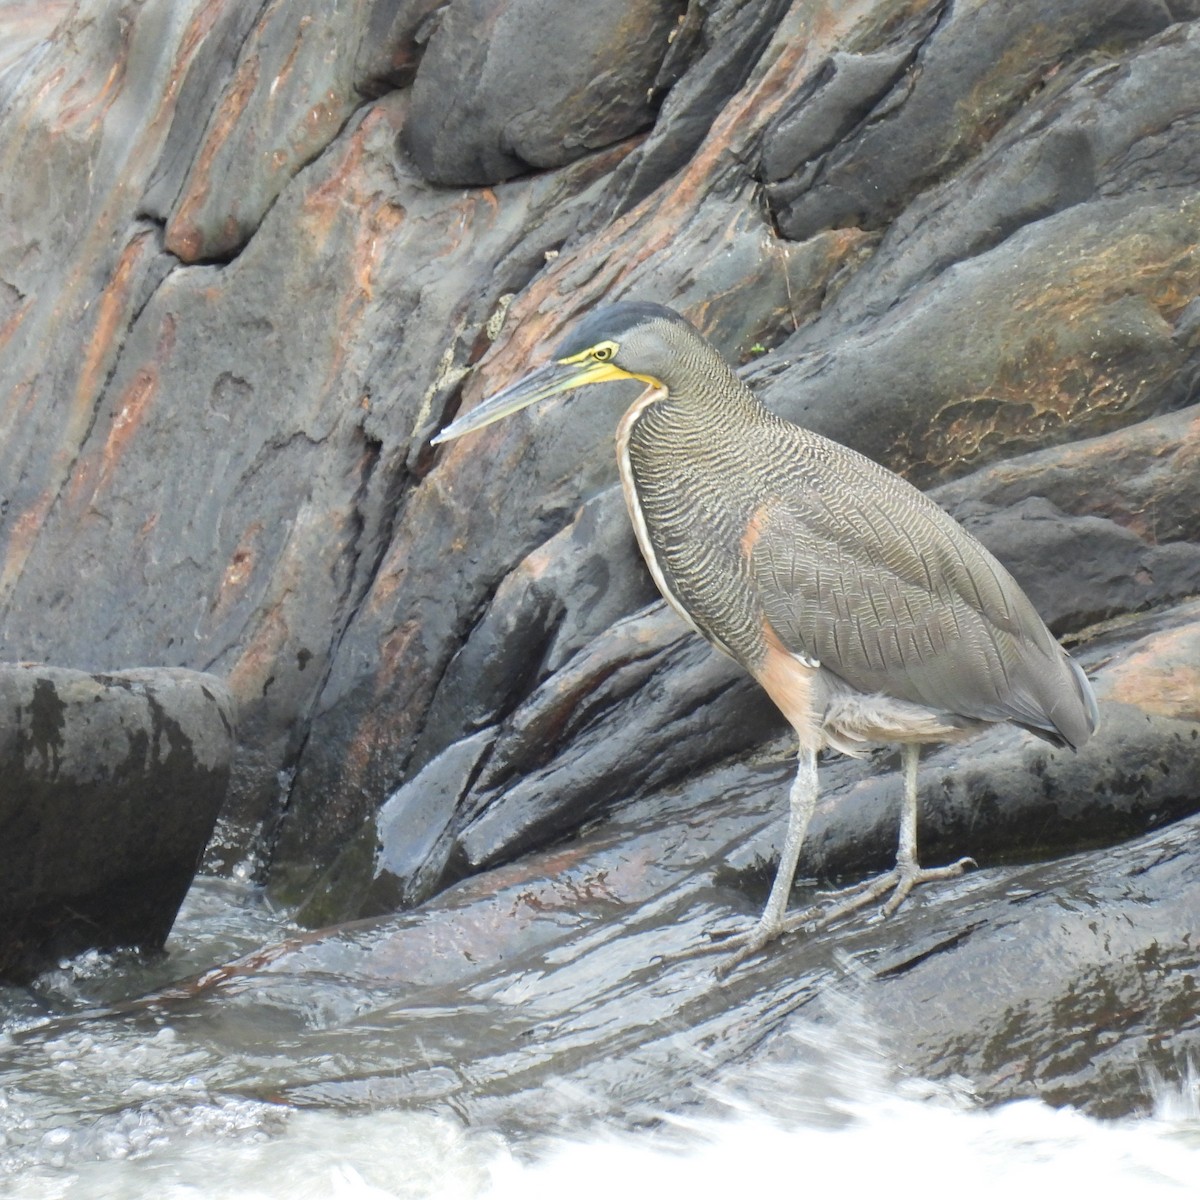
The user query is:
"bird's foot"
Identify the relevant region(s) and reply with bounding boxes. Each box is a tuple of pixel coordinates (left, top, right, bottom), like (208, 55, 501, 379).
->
(710, 904, 824, 978)
(785, 856, 976, 934)
(878, 856, 976, 918)
(711, 923, 774, 979)
(708, 857, 975, 977)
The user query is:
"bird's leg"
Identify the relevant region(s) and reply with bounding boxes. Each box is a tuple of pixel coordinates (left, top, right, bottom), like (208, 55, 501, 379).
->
(759, 744, 820, 932)
(786, 744, 975, 932)
(881, 742, 976, 915)
(715, 745, 822, 975)
(879, 741, 923, 911)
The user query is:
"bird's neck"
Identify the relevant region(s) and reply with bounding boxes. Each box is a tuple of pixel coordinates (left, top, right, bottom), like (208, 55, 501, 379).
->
(653, 347, 765, 431)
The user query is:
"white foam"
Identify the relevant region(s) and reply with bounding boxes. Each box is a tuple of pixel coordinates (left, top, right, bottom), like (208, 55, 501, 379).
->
(486, 1090, 1200, 1200)
(3, 1067, 1198, 1200)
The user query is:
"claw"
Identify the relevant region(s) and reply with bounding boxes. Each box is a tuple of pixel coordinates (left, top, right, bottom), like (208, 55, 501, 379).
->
(708, 856, 975, 977)
(789, 856, 976, 934)
(712, 902, 825, 978)
(713, 928, 773, 979)
(880, 855, 975, 917)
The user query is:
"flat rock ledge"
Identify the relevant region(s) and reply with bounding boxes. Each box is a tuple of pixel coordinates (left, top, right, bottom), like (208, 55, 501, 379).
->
(0, 664, 235, 982)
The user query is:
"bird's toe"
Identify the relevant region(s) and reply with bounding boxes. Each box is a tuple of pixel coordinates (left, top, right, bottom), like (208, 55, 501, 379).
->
(880, 856, 977, 918)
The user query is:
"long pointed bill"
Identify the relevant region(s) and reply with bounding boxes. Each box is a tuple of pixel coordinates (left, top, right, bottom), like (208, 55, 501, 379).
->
(432, 358, 628, 445)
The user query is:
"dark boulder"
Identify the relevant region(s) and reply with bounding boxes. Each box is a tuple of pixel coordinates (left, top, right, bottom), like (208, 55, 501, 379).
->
(0, 665, 235, 982)
(403, 0, 685, 185)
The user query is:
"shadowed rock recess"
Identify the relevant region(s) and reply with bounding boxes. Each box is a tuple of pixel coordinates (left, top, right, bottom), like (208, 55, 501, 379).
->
(2, 0, 1200, 1107)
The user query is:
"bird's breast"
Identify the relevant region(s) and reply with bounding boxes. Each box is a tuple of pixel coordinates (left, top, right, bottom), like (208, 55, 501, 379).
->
(615, 387, 710, 644)
(615, 392, 770, 668)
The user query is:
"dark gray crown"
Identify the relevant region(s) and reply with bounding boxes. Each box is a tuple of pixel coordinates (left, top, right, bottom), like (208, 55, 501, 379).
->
(554, 302, 696, 359)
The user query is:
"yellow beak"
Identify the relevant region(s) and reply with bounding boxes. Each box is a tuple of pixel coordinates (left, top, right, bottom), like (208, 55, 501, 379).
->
(432, 359, 632, 445)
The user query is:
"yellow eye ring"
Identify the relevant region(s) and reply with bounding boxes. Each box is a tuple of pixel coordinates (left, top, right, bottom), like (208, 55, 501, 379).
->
(592, 344, 615, 362)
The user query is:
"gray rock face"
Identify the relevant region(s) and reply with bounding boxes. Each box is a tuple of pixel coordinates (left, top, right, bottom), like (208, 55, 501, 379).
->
(762, 0, 1176, 241)
(755, 18, 1200, 483)
(0, 0, 1198, 939)
(0, 665, 234, 981)
(567, 0, 795, 218)
(142, 0, 448, 262)
(358, 599, 1200, 920)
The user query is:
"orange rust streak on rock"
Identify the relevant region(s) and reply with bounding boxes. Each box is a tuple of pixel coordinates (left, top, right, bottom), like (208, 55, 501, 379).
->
(223, 550, 253, 591)
(0, 490, 54, 599)
(135, 512, 159, 545)
(175, 0, 229, 80)
(57, 56, 124, 134)
(227, 608, 291, 706)
(73, 230, 153, 424)
(299, 110, 408, 384)
(378, 621, 420, 682)
(1014, 214, 1200, 326)
(70, 314, 174, 514)
(0, 376, 34, 433)
(268, 20, 307, 103)
(325, 621, 423, 788)
(166, 54, 263, 261)
(97, 366, 158, 492)
(0, 296, 31, 353)
(350, 197, 405, 308)
(29, 63, 66, 110)
(303, 121, 367, 245)
(1097, 620, 1200, 722)
(207, 522, 264, 630)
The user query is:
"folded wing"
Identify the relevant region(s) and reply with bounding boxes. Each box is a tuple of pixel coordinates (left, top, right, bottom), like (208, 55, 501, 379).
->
(748, 433, 1097, 748)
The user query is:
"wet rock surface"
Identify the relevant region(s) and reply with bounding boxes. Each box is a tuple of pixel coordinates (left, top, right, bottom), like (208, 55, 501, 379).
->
(358, 596, 1200, 908)
(0, 665, 234, 982)
(2, 606, 1196, 1139)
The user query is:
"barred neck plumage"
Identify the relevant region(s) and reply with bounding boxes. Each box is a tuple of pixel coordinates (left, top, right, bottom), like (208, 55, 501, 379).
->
(657, 328, 758, 412)
(616, 353, 780, 669)
(636, 333, 765, 436)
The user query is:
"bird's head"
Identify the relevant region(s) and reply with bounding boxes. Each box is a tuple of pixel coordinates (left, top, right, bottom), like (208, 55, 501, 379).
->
(432, 302, 699, 445)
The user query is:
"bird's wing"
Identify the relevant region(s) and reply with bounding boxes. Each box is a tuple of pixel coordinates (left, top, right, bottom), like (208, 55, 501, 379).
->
(746, 435, 1065, 730)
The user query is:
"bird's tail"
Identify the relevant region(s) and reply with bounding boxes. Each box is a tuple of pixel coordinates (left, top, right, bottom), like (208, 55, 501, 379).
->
(1016, 650, 1099, 751)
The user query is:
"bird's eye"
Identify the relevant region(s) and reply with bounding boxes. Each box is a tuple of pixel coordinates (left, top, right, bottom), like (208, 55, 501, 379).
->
(592, 344, 614, 361)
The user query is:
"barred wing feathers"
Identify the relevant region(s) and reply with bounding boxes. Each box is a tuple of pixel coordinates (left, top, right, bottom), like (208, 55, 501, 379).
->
(748, 427, 1096, 749)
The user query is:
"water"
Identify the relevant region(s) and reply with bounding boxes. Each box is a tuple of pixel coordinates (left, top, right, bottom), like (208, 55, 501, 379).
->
(7, 1096, 1200, 1200)
(2, 878, 1199, 1198)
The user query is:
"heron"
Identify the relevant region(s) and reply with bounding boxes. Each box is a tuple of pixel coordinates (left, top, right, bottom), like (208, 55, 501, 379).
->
(433, 301, 1098, 968)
